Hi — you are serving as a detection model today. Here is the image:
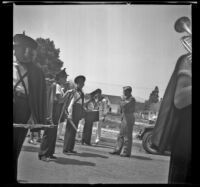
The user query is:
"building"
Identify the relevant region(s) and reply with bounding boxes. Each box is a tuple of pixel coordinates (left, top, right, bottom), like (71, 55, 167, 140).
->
(102, 94, 145, 114)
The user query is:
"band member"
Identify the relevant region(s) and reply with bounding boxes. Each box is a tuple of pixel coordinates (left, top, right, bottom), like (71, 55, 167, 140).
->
(57, 81, 70, 140)
(151, 17, 192, 184)
(13, 33, 47, 181)
(109, 86, 136, 157)
(94, 89, 110, 144)
(63, 75, 86, 154)
(81, 89, 100, 145)
(39, 68, 68, 161)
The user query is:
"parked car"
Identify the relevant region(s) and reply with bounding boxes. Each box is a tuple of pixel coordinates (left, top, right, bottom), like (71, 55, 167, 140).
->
(136, 120, 170, 156)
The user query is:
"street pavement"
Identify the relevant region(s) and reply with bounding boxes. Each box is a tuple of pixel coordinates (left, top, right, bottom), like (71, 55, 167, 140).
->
(18, 134, 170, 184)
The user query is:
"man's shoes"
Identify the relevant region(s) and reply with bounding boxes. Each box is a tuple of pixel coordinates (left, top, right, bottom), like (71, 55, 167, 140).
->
(94, 140, 100, 145)
(49, 155, 57, 159)
(63, 150, 78, 154)
(109, 151, 120, 155)
(38, 155, 49, 162)
(36, 138, 41, 143)
(85, 143, 91, 146)
(69, 150, 78, 154)
(63, 151, 69, 154)
(120, 153, 131, 157)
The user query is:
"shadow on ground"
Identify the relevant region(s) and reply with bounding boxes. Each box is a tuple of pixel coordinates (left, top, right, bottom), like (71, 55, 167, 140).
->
(21, 145, 39, 152)
(92, 144, 115, 149)
(52, 157, 96, 166)
(75, 152, 108, 159)
(130, 155, 153, 160)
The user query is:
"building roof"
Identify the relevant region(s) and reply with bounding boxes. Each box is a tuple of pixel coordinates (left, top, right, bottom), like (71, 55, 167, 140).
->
(102, 94, 122, 105)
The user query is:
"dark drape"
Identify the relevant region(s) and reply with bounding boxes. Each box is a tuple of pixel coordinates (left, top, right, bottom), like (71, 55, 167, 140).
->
(151, 54, 188, 153)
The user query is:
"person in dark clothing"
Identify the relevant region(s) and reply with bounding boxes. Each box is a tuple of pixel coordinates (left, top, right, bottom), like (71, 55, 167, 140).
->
(81, 89, 100, 145)
(13, 33, 47, 182)
(151, 17, 191, 184)
(109, 86, 136, 157)
(39, 68, 68, 161)
(63, 75, 86, 154)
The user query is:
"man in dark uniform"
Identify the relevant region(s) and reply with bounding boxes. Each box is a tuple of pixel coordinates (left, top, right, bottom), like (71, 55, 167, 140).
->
(13, 33, 47, 181)
(63, 75, 86, 154)
(39, 68, 68, 161)
(109, 86, 136, 157)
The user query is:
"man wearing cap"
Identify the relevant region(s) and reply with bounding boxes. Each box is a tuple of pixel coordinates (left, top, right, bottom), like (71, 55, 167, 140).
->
(13, 33, 47, 181)
(109, 86, 136, 157)
(63, 75, 86, 154)
(39, 68, 68, 161)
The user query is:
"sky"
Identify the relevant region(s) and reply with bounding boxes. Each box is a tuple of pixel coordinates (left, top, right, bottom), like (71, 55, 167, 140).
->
(13, 4, 191, 102)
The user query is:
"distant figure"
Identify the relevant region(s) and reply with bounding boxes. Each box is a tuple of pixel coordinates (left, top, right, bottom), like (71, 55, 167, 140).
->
(63, 75, 86, 154)
(94, 89, 110, 144)
(109, 86, 136, 157)
(81, 89, 100, 145)
(57, 76, 70, 140)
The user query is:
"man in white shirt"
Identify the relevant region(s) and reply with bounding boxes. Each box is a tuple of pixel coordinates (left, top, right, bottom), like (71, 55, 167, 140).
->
(94, 89, 110, 144)
(63, 75, 86, 154)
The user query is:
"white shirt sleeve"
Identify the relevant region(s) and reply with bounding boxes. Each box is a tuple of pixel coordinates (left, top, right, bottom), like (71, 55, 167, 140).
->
(56, 84, 63, 95)
(67, 96, 75, 119)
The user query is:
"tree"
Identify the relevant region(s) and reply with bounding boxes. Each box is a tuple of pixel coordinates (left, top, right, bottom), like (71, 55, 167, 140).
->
(34, 38, 64, 77)
(143, 86, 159, 111)
(149, 86, 159, 104)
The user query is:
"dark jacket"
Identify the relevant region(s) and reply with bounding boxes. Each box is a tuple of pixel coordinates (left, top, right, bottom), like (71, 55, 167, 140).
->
(26, 62, 47, 125)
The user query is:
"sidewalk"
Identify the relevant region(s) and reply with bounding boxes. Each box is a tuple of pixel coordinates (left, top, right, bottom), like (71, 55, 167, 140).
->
(19, 136, 169, 183)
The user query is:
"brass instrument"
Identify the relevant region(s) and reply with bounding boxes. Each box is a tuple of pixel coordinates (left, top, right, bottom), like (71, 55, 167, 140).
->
(174, 16, 192, 54)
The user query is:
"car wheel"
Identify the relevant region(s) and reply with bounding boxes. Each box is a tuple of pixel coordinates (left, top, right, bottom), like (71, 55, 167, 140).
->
(142, 131, 158, 154)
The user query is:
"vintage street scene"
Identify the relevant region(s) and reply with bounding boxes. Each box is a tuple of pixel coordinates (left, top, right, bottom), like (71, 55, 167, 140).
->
(11, 2, 192, 184)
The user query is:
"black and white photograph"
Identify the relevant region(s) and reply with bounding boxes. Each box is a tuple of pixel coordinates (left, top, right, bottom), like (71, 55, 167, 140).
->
(12, 2, 192, 184)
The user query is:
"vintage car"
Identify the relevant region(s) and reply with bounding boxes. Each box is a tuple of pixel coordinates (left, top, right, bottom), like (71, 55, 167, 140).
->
(136, 120, 170, 156)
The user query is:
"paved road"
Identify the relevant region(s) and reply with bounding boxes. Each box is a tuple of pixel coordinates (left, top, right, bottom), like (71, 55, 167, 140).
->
(18, 136, 170, 184)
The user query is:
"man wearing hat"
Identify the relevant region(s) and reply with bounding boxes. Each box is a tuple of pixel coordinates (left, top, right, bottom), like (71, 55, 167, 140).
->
(39, 68, 68, 161)
(109, 86, 136, 157)
(63, 75, 86, 154)
(13, 33, 47, 181)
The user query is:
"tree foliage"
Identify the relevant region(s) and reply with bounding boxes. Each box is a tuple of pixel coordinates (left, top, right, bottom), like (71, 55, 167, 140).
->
(34, 38, 64, 77)
(149, 86, 159, 104)
(143, 86, 159, 111)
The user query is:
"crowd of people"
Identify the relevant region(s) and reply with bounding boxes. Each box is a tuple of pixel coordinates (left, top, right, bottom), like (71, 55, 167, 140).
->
(13, 15, 192, 185)
(13, 32, 136, 180)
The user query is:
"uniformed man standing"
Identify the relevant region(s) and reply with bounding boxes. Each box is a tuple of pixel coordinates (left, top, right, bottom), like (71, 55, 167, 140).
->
(39, 68, 68, 161)
(109, 86, 136, 157)
(63, 75, 86, 154)
(13, 33, 47, 181)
